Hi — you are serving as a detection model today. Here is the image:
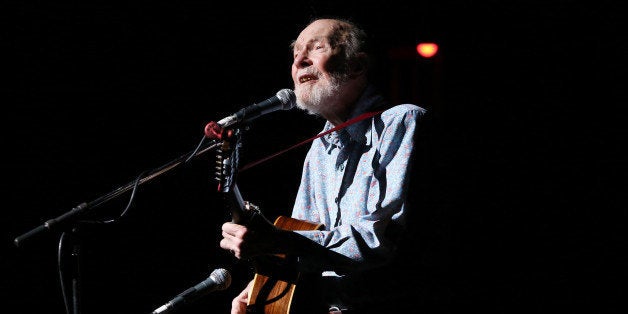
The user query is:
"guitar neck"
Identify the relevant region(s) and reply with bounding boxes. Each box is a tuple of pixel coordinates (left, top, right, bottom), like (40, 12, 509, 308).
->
(222, 183, 247, 224)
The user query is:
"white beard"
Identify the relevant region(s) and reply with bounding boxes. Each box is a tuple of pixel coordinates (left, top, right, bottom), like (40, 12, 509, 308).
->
(294, 72, 346, 116)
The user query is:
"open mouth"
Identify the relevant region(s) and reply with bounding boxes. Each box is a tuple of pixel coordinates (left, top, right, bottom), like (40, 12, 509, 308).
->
(299, 75, 317, 83)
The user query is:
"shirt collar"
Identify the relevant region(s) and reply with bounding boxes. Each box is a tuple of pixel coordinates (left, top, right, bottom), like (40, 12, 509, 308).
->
(322, 84, 386, 148)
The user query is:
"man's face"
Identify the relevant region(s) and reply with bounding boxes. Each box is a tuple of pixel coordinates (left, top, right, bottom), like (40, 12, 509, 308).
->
(291, 19, 348, 116)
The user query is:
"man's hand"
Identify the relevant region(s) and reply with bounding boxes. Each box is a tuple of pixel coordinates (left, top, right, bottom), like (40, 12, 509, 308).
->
(220, 221, 279, 259)
(220, 222, 249, 259)
(230, 280, 253, 314)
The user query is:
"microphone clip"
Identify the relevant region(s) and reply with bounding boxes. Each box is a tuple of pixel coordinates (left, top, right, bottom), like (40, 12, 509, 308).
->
(204, 121, 235, 140)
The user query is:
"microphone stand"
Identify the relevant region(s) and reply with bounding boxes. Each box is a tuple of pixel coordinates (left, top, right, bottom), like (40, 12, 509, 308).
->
(59, 227, 82, 314)
(13, 137, 222, 314)
(14, 139, 221, 246)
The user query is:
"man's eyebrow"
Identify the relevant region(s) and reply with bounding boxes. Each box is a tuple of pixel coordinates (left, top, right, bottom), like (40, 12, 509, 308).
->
(293, 36, 326, 50)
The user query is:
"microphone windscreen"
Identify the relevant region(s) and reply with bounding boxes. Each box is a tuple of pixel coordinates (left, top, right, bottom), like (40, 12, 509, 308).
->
(276, 89, 296, 110)
(209, 268, 232, 290)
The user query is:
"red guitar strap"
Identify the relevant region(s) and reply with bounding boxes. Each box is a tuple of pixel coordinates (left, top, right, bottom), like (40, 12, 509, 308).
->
(239, 110, 384, 172)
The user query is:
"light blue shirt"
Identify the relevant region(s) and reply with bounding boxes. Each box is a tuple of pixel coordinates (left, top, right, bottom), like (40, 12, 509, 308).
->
(292, 85, 426, 273)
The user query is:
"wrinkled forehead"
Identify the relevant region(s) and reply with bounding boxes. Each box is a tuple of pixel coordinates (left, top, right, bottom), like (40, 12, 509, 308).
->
(293, 19, 340, 51)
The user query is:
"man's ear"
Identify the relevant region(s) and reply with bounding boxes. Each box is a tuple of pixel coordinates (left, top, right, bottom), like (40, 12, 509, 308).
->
(349, 52, 369, 77)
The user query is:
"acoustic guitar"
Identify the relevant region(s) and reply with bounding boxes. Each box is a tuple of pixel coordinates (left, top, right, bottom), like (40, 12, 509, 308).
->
(214, 128, 323, 314)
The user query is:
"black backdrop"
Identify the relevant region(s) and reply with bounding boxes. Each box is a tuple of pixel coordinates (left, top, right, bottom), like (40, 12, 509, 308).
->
(3, 1, 625, 313)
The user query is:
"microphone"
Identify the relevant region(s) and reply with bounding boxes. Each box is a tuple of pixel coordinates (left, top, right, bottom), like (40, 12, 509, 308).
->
(215, 88, 296, 128)
(152, 268, 232, 314)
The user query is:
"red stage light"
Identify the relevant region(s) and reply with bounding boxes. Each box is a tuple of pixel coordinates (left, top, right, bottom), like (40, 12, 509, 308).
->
(416, 43, 438, 58)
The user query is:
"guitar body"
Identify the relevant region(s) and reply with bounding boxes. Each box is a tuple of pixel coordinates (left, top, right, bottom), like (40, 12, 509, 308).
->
(247, 216, 323, 314)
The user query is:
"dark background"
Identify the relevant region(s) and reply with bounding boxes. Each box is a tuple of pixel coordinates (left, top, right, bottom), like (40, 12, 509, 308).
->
(2, 1, 625, 313)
